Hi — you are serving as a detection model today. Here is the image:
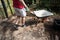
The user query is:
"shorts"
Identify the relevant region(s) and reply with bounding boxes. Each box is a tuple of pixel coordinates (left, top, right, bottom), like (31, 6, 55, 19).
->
(14, 7, 26, 17)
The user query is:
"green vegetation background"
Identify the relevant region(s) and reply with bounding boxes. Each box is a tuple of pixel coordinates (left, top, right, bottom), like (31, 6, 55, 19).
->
(0, 0, 13, 18)
(0, 0, 60, 18)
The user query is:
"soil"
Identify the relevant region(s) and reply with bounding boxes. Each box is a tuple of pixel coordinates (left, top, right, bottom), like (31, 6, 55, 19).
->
(0, 15, 60, 40)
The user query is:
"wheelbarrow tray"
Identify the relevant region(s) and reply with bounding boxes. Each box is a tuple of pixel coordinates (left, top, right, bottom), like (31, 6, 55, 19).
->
(32, 10, 53, 18)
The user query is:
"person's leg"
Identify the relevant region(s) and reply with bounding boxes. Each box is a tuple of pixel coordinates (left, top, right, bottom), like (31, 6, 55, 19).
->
(15, 16, 20, 24)
(14, 8, 20, 25)
(20, 8, 26, 27)
(22, 17, 26, 25)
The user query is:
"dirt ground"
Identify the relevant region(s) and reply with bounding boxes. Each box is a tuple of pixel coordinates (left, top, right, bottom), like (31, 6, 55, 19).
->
(0, 15, 60, 40)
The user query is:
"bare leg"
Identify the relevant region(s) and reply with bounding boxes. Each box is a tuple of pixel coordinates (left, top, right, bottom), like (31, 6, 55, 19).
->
(15, 16, 20, 24)
(13, 16, 18, 23)
(22, 17, 26, 25)
(18, 17, 21, 25)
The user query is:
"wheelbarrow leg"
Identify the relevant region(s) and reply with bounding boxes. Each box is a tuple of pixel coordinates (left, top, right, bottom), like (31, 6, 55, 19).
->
(33, 17, 38, 27)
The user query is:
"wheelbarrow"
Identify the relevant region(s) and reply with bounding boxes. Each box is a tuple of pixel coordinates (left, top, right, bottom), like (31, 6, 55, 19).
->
(31, 10, 54, 23)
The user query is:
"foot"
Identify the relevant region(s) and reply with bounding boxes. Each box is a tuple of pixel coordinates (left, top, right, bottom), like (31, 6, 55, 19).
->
(21, 24, 26, 27)
(13, 25, 20, 29)
(13, 25, 18, 29)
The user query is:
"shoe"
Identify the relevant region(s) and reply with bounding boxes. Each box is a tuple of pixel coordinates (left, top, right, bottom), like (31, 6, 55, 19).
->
(13, 25, 18, 30)
(21, 24, 26, 27)
(13, 25, 20, 29)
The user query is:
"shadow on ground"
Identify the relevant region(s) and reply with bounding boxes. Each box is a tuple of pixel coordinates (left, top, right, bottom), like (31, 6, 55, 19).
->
(0, 21, 18, 40)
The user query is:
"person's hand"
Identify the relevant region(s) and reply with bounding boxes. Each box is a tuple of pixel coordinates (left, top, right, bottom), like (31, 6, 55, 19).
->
(30, 11, 33, 13)
(25, 7, 30, 12)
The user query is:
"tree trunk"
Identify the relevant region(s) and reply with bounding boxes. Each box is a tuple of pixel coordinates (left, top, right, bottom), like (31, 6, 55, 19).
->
(7, 0, 13, 15)
(1, 0, 8, 18)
